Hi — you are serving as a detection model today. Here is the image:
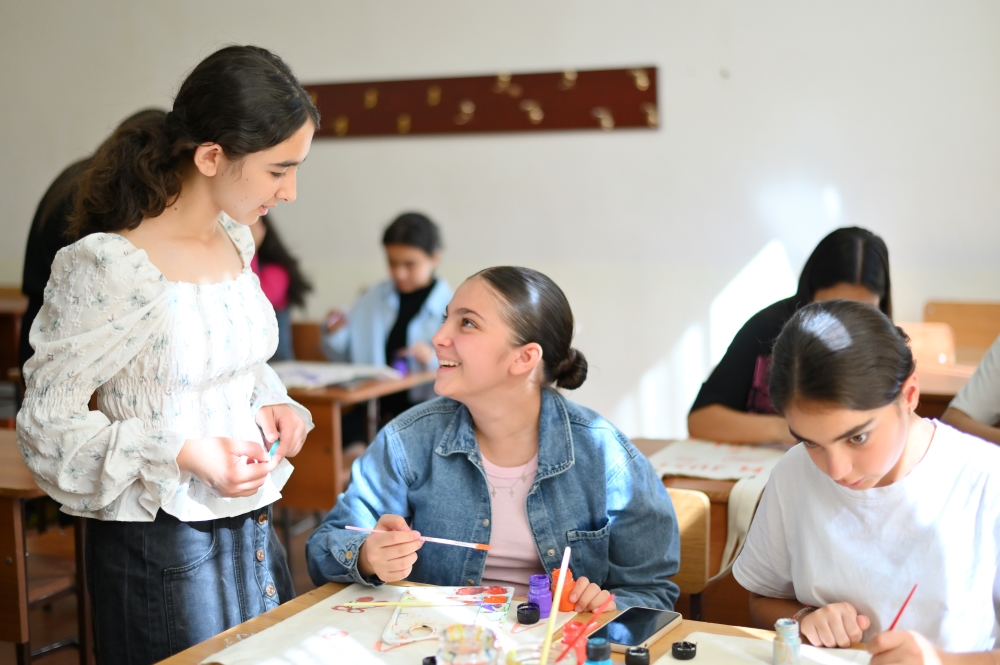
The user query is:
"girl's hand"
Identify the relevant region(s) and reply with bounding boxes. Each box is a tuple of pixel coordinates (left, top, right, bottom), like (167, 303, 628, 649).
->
(256, 404, 307, 459)
(324, 309, 347, 333)
(403, 341, 434, 367)
(176, 438, 279, 497)
(567, 576, 617, 613)
(867, 630, 946, 665)
(357, 514, 423, 582)
(801, 602, 870, 648)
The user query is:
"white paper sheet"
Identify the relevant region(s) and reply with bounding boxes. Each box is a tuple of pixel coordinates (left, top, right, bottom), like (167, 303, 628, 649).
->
(269, 361, 401, 389)
(200, 584, 577, 665)
(646, 439, 786, 481)
(652, 632, 870, 665)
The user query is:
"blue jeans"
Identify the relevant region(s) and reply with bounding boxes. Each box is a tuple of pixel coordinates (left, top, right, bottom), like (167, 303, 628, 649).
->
(86, 505, 293, 664)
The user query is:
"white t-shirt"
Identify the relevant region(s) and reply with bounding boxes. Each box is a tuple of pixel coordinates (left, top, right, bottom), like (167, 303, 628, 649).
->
(733, 421, 1000, 651)
(951, 334, 1000, 425)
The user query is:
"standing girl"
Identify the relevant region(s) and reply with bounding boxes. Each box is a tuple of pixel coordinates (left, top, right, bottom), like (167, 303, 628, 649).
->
(17, 46, 318, 664)
(733, 300, 1000, 663)
(307, 267, 680, 610)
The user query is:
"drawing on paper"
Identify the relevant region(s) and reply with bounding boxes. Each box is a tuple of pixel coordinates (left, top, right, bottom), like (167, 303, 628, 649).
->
(381, 586, 514, 646)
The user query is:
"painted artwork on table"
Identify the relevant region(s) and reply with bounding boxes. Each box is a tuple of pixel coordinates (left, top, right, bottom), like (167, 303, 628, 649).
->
(382, 586, 513, 646)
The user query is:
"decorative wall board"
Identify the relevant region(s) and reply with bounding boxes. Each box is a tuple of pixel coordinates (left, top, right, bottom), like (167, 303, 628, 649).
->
(304, 67, 658, 138)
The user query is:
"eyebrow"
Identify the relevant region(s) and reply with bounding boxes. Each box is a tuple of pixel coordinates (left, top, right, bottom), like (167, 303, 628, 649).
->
(446, 307, 482, 319)
(789, 417, 875, 446)
(268, 156, 308, 168)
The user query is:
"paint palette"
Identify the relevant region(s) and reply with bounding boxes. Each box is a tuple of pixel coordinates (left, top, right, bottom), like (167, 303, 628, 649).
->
(381, 586, 514, 646)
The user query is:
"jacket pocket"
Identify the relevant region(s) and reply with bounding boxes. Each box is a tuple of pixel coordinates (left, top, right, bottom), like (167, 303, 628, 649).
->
(567, 522, 611, 584)
(163, 522, 227, 654)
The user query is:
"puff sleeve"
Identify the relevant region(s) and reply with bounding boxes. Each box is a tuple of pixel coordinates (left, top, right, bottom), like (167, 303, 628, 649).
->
(15, 234, 185, 520)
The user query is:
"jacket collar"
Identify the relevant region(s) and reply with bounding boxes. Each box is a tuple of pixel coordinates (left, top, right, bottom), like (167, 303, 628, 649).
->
(434, 389, 575, 480)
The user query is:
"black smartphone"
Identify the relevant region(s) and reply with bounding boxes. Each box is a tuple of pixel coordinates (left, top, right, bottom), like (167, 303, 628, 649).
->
(590, 606, 683, 652)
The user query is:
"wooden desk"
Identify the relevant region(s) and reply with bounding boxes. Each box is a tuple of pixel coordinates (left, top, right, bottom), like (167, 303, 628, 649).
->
(632, 439, 750, 627)
(160, 581, 779, 665)
(915, 364, 974, 419)
(0, 429, 92, 665)
(281, 372, 436, 513)
(0, 290, 28, 378)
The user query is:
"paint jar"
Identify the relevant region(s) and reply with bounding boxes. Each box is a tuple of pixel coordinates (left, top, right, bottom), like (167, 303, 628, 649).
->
(550, 569, 575, 612)
(504, 643, 578, 665)
(391, 358, 409, 376)
(560, 621, 588, 664)
(527, 574, 553, 619)
(437, 625, 499, 665)
(772, 618, 801, 665)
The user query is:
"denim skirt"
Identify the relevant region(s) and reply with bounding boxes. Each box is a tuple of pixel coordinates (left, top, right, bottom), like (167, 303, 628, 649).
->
(85, 505, 294, 665)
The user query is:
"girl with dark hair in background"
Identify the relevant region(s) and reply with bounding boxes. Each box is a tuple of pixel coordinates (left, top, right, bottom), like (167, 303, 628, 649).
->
(322, 212, 453, 441)
(17, 45, 318, 663)
(307, 267, 681, 611)
(733, 300, 1000, 662)
(250, 214, 313, 361)
(688, 227, 892, 444)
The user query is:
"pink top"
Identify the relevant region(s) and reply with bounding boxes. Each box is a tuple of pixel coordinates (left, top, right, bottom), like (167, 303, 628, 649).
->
(480, 453, 546, 596)
(251, 255, 290, 311)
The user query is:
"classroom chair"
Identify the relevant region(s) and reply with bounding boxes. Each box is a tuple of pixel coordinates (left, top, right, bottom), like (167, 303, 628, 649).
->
(290, 321, 326, 361)
(924, 301, 1000, 365)
(897, 322, 957, 367)
(666, 487, 711, 621)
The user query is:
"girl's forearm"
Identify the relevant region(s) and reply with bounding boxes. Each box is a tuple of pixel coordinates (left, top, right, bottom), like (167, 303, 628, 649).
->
(748, 592, 809, 629)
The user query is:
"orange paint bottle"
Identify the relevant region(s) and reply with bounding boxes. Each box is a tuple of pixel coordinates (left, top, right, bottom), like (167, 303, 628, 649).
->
(550, 568, 576, 612)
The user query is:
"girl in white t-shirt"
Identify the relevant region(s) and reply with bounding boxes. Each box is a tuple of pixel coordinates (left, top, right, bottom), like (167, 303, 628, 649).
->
(733, 300, 1000, 664)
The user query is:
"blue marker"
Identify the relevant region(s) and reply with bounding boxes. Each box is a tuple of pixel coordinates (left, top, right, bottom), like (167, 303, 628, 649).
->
(268, 440, 280, 458)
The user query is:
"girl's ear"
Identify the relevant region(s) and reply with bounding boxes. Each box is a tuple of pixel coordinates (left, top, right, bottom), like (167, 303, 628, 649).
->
(899, 372, 920, 414)
(510, 342, 543, 378)
(193, 142, 224, 177)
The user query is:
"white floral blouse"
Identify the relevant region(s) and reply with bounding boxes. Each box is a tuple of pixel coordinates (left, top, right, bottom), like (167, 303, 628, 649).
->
(16, 216, 313, 522)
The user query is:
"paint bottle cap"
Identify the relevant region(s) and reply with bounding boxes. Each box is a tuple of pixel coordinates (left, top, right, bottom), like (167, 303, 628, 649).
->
(586, 637, 612, 661)
(422, 657, 437, 665)
(517, 602, 540, 625)
(672, 641, 697, 660)
(625, 646, 650, 665)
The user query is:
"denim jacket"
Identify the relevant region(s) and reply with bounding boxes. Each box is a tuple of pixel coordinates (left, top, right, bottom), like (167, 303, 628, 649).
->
(306, 389, 681, 610)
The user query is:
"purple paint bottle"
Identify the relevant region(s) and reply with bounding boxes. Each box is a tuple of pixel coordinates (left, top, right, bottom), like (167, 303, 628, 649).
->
(527, 574, 553, 619)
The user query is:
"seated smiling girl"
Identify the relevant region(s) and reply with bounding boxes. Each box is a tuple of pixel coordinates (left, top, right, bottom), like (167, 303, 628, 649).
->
(734, 300, 1000, 664)
(306, 267, 681, 611)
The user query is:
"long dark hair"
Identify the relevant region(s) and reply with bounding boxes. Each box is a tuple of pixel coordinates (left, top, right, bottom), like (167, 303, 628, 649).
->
(69, 45, 319, 238)
(769, 300, 914, 414)
(476, 267, 587, 390)
(256, 215, 312, 309)
(796, 227, 892, 317)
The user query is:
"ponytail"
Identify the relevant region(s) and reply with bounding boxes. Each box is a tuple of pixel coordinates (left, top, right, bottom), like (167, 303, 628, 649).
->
(69, 45, 319, 238)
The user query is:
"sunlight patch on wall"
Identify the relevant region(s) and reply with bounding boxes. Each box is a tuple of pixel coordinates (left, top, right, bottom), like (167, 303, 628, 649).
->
(615, 322, 706, 439)
(709, 240, 796, 366)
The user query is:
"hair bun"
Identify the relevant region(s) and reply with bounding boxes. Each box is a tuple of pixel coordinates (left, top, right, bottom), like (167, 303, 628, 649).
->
(554, 348, 588, 390)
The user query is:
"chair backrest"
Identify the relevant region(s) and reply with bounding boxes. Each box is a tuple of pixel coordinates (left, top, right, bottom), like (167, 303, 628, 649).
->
(897, 322, 956, 367)
(924, 301, 1000, 365)
(666, 487, 710, 596)
(290, 321, 327, 361)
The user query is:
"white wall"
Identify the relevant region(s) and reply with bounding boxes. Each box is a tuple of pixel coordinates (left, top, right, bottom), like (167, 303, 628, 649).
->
(3, 1, 999, 438)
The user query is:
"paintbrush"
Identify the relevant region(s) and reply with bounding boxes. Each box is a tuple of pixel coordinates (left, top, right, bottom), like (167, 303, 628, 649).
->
(345, 525, 491, 551)
(888, 583, 918, 631)
(540, 547, 572, 665)
(555, 593, 616, 662)
(342, 600, 506, 608)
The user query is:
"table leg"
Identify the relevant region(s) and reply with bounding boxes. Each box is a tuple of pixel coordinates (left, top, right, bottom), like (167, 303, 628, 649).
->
(0, 497, 30, 660)
(366, 398, 379, 444)
(332, 402, 344, 499)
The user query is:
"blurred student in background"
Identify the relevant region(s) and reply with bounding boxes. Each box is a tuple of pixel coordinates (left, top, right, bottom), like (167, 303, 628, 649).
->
(250, 214, 313, 361)
(942, 334, 1000, 446)
(18, 109, 164, 373)
(322, 212, 452, 441)
(688, 227, 892, 444)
